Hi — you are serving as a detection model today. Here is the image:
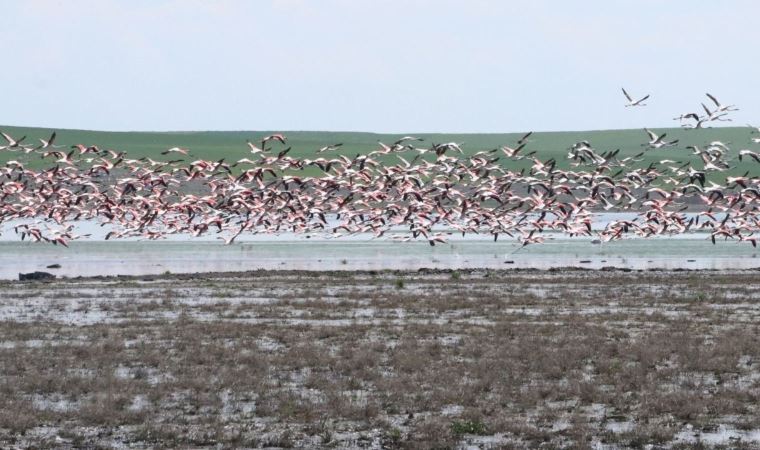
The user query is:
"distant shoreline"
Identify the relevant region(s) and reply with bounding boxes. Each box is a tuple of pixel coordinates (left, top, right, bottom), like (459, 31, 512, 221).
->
(7, 266, 760, 285)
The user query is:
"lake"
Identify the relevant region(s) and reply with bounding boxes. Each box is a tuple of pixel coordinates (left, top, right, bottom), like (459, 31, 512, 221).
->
(1, 232, 756, 280)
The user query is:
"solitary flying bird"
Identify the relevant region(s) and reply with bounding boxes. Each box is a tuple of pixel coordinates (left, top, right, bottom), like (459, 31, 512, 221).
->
(622, 88, 649, 107)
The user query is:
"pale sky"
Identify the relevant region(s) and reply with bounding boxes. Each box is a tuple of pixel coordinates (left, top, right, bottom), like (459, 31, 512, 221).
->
(1, 0, 758, 133)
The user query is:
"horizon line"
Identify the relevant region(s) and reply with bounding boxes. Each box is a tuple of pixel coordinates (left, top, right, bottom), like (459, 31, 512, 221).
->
(0, 123, 745, 135)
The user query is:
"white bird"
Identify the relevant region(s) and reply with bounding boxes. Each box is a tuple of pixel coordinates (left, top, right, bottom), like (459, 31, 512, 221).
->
(674, 113, 707, 129)
(739, 149, 760, 163)
(393, 136, 423, 146)
(702, 103, 731, 122)
(316, 143, 343, 153)
(0, 131, 26, 150)
(35, 132, 62, 150)
(433, 142, 464, 154)
(708, 141, 730, 151)
(501, 143, 531, 159)
(643, 129, 678, 149)
(246, 140, 264, 154)
(706, 92, 738, 113)
(161, 147, 189, 155)
(622, 88, 649, 107)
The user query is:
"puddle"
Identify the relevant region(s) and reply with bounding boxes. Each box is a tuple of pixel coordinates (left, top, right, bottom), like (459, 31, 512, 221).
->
(675, 424, 760, 445)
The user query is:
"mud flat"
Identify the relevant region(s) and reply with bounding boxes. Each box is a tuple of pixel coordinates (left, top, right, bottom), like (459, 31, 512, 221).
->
(2, 269, 760, 448)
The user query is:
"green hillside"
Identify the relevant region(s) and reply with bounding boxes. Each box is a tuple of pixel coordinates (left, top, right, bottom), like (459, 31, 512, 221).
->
(1, 125, 758, 177)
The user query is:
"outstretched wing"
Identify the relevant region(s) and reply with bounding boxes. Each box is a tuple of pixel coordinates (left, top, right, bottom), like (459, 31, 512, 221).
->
(644, 128, 658, 141)
(706, 92, 720, 108)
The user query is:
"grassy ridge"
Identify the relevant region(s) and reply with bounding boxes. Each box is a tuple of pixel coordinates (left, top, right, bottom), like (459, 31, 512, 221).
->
(1, 124, 758, 176)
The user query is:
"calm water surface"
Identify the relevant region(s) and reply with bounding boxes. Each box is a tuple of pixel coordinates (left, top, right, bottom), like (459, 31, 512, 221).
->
(0, 233, 756, 280)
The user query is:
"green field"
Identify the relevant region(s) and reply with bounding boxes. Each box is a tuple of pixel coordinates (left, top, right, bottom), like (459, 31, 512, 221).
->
(1, 124, 758, 177)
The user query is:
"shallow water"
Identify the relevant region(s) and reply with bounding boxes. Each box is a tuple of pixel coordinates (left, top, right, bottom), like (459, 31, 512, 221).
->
(0, 233, 757, 280)
(674, 424, 760, 446)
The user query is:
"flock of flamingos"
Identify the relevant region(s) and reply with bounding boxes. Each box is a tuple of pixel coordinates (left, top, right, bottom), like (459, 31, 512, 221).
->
(1, 91, 760, 249)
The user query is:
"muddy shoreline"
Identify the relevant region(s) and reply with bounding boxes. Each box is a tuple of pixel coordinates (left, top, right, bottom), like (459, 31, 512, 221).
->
(9, 265, 760, 285)
(2, 270, 760, 448)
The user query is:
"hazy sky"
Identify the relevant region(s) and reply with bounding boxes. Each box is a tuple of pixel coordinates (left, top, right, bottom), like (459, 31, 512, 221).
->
(1, 0, 758, 132)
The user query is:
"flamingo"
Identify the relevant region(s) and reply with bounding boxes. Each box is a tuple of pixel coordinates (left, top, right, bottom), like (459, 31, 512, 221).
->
(622, 88, 649, 107)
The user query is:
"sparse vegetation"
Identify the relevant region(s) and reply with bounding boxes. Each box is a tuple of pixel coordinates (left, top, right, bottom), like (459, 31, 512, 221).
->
(451, 419, 488, 436)
(1, 269, 759, 447)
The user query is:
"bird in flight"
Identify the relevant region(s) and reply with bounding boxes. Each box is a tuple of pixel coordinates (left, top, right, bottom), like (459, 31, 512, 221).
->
(643, 129, 678, 149)
(161, 147, 190, 155)
(706, 93, 738, 113)
(622, 88, 649, 107)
